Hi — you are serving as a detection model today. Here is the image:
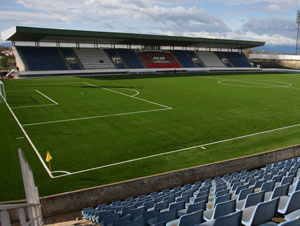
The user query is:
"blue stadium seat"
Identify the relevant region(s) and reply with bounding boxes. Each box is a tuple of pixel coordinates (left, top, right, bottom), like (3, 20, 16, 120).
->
(221, 52, 252, 67)
(17, 46, 68, 71)
(172, 50, 196, 68)
(241, 198, 279, 226)
(116, 49, 145, 68)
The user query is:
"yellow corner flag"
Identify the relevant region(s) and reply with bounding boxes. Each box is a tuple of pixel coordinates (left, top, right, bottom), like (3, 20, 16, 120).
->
(46, 151, 52, 172)
(46, 151, 52, 162)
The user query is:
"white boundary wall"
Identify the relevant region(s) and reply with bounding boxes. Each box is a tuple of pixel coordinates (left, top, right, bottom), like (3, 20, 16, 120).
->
(0, 81, 6, 102)
(0, 149, 43, 226)
(249, 53, 300, 61)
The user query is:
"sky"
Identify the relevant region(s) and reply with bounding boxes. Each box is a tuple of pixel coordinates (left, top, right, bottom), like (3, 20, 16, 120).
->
(0, 0, 300, 51)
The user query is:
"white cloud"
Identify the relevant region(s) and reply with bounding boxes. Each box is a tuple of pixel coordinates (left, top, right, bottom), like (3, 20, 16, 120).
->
(241, 17, 297, 39)
(0, 0, 297, 46)
(1, 0, 230, 34)
(184, 31, 296, 46)
(207, 0, 300, 13)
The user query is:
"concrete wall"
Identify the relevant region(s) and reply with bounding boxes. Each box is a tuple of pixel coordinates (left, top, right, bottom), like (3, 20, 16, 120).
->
(3, 144, 300, 224)
(39, 144, 300, 222)
(249, 53, 300, 61)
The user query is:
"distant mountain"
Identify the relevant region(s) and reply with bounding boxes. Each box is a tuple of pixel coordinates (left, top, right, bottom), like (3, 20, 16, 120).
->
(253, 45, 297, 54)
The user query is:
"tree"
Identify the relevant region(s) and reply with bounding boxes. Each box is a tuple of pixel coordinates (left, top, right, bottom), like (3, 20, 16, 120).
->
(0, 56, 8, 69)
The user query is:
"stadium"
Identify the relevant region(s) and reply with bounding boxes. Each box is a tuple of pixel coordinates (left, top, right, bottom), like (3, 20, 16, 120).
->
(2, 22, 300, 226)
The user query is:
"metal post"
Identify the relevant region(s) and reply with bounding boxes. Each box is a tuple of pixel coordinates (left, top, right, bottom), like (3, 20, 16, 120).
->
(296, 10, 300, 55)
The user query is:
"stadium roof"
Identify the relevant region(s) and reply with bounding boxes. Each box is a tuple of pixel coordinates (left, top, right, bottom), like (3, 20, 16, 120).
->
(2, 26, 265, 49)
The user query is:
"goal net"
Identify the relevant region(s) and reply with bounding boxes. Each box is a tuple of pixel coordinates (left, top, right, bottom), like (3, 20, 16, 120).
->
(0, 81, 6, 103)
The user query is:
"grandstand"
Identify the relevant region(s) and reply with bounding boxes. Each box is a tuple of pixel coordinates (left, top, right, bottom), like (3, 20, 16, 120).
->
(1, 26, 264, 77)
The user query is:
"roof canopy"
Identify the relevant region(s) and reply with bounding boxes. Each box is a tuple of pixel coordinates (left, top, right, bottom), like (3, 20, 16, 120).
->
(2, 26, 265, 49)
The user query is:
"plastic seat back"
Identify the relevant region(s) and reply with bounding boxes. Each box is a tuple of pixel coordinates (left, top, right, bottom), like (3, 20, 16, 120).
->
(215, 189, 228, 198)
(182, 190, 193, 198)
(143, 209, 159, 221)
(169, 200, 185, 211)
(286, 190, 300, 214)
(196, 190, 209, 198)
(199, 186, 210, 193)
(187, 200, 206, 214)
(214, 194, 231, 207)
(213, 211, 242, 226)
(238, 187, 254, 201)
(157, 209, 177, 224)
(178, 209, 204, 226)
(123, 218, 145, 226)
(260, 181, 275, 192)
(232, 182, 243, 191)
(163, 195, 175, 203)
(244, 191, 265, 209)
(254, 180, 266, 189)
(113, 216, 131, 226)
(251, 198, 279, 225)
(95, 210, 114, 223)
(194, 195, 208, 204)
(176, 195, 189, 204)
(101, 214, 120, 226)
(263, 174, 273, 181)
(281, 176, 294, 186)
(294, 179, 300, 192)
(214, 199, 236, 219)
(272, 175, 283, 183)
(144, 200, 155, 210)
(154, 201, 169, 211)
(215, 185, 227, 193)
(235, 184, 248, 196)
(287, 170, 297, 178)
(271, 184, 289, 199)
(130, 207, 146, 220)
(248, 178, 257, 186)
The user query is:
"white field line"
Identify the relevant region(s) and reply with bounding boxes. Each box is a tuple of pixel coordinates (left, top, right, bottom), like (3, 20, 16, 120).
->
(5, 82, 83, 86)
(10, 90, 58, 109)
(35, 90, 58, 105)
(53, 121, 300, 178)
(22, 108, 170, 127)
(204, 75, 300, 90)
(121, 88, 140, 97)
(52, 170, 71, 175)
(6, 90, 36, 93)
(2, 98, 53, 178)
(82, 82, 172, 110)
(22, 82, 172, 127)
(218, 79, 292, 88)
(10, 81, 172, 178)
(12, 104, 57, 109)
(281, 74, 300, 79)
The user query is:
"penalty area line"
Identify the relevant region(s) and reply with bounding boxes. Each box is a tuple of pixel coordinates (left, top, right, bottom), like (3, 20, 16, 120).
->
(82, 82, 172, 110)
(22, 108, 170, 127)
(53, 121, 300, 178)
(35, 90, 58, 105)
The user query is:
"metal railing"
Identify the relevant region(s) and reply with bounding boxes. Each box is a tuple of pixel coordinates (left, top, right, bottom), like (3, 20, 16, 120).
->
(0, 203, 43, 226)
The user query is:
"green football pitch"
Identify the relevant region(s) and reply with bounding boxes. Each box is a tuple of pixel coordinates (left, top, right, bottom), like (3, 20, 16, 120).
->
(2, 72, 300, 201)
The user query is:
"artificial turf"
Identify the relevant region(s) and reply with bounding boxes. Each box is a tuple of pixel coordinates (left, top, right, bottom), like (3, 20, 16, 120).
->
(1, 72, 300, 201)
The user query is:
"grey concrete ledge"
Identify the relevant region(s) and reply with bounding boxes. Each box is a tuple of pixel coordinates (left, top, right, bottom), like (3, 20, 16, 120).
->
(3, 143, 300, 223)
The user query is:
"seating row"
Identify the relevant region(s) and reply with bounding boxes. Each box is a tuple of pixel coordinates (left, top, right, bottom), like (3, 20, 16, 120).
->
(81, 156, 300, 226)
(16, 46, 253, 71)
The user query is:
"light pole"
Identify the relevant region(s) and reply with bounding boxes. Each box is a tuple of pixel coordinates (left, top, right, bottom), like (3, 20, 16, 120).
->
(296, 10, 300, 55)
